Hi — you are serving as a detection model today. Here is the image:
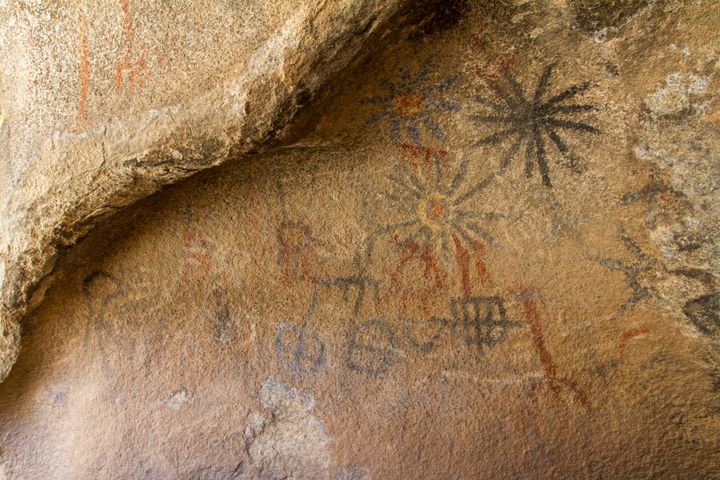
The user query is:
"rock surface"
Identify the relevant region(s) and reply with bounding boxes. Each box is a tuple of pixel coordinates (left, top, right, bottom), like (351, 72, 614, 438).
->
(0, 0, 413, 382)
(2, 0, 720, 478)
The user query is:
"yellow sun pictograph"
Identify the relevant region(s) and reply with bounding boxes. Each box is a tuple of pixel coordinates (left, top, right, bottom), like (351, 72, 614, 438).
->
(381, 153, 499, 266)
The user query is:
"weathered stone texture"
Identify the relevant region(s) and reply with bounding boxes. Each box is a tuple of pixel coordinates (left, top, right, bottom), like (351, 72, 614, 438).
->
(0, 0, 413, 382)
(1, 0, 720, 479)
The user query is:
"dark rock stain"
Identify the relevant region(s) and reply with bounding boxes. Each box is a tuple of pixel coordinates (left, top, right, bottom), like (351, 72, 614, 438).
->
(683, 293, 720, 336)
(571, 0, 650, 35)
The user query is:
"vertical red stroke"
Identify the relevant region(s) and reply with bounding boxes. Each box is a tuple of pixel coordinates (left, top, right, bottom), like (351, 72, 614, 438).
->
(120, 0, 132, 44)
(452, 233, 472, 297)
(451, 235, 492, 297)
(390, 238, 446, 316)
(115, 0, 148, 94)
(76, 13, 90, 125)
(471, 239, 491, 286)
(521, 292, 589, 408)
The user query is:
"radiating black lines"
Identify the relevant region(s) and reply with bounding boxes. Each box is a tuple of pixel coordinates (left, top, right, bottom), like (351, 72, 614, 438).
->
(472, 63, 599, 187)
(363, 58, 460, 145)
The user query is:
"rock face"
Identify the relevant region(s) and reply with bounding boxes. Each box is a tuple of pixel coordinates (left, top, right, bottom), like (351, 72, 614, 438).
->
(2, 0, 720, 478)
(0, 0, 413, 382)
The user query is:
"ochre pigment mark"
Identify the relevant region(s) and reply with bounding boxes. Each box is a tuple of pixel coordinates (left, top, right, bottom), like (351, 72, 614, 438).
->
(120, 0, 131, 37)
(390, 236, 446, 315)
(471, 239, 491, 286)
(76, 13, 90, 125)
(273, 177, 321, 283)
(482, 58, 516, 82)
(617, 324, 650, 356)
(469, 33, 516, 81)
(519, 290, 589, 408)
(452, 233, 472, 296)
(276, 220, 319, 282)
(115, 0, 149, 94)
(362, 59, 459, 144)
(380, 153, 498, 301)
(180, 224, 214, 281)
(398, 143, 449, 175)
(451, 234, 492, 297)
(621, 163, 692, 229)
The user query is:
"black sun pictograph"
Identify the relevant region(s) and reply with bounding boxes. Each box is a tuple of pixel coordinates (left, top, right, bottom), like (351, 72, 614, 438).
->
(472, 63, 599, 187)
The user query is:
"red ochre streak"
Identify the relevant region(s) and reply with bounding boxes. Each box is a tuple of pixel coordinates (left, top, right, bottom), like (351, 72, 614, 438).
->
(76, 14, 90, 125)
(617, 324, 650, 357)
(521, 291, 589, 409)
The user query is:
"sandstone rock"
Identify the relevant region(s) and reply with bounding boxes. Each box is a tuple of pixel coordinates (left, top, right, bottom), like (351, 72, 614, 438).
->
(1, 0, 720, 478)
(0, 0, 413, 382)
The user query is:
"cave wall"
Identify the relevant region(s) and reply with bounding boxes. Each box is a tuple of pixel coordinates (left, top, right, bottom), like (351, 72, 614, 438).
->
(1, 1, 720, 478)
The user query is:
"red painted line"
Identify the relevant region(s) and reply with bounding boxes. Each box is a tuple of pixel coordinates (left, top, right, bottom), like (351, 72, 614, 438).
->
(76, 14, 90, 125)
(617, 325, 650, 356)
(521, 292, 589, 409)
(452, 233, 471, 297)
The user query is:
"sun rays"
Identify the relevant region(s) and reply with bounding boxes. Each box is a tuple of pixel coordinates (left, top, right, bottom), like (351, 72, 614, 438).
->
(364, 59, 460, 145)
(379, 154, 499, 264)
(472, 63, 599, 187)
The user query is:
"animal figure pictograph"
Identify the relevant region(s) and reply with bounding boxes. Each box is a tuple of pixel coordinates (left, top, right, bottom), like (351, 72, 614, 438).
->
(593, 229, 661, 317)
(472, 63, 599, 187)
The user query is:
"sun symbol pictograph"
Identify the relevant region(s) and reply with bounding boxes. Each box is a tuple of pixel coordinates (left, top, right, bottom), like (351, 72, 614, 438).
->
(472, 63, 599, 187)
(363, 59, 460, 145)
(379, 153, 500, 294)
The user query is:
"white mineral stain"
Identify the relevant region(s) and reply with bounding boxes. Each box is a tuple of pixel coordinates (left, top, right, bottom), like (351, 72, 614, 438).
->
(161, 386, 191, 410)
(238, 377, 332, 479)
(645, 72, 708, 117)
